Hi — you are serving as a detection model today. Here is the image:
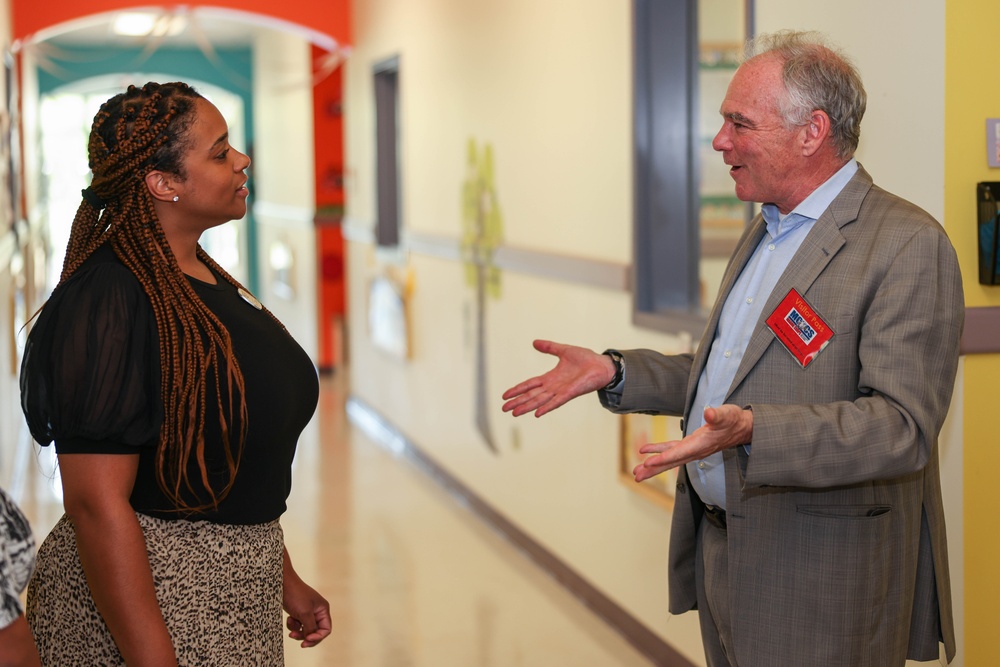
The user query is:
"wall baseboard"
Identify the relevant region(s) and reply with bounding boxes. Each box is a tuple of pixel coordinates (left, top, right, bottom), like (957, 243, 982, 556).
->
(345, 395, 696, 667)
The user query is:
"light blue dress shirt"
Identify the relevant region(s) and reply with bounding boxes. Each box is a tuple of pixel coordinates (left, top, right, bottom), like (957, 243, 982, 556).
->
(685, 159, 858, 509)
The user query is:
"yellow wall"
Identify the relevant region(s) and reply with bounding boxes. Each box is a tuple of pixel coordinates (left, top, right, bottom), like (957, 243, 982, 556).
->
(945, 2, 1000, 664)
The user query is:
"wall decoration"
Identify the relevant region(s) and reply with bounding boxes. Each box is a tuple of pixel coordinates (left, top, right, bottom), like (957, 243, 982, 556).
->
(368, 271, 411, 360)
(619, 413, 681, 509)
(461, 139, 503, 454)
(2, 48, 21, 237)
(2, 47, 24, 376)
(0, 108, 12, 237)
(268, 238, 296, 300)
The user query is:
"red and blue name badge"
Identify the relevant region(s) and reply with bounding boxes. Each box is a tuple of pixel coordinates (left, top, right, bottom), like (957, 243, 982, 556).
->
(765, 288, 834, 368)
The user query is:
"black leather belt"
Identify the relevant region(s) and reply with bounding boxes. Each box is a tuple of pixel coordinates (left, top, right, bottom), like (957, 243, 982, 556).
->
(703, 504, 727, 530)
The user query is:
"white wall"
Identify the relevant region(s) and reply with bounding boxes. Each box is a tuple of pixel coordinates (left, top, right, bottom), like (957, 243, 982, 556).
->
(756, 3, 946, 220)
(344, 1, 957, 664)
(251, 30, 319, 359)
(1, 0, 50, 509)
(346, 0, 703, 660)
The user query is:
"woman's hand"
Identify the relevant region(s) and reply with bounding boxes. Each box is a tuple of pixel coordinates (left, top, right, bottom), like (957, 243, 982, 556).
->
(282, 549, 331, 648)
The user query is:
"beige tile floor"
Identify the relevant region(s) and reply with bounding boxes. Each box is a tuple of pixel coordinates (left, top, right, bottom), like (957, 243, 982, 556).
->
(17, 375, 655, 667)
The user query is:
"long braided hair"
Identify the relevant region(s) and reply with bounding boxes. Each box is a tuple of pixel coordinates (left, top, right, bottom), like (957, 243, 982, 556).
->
(64, 81, 268, 512)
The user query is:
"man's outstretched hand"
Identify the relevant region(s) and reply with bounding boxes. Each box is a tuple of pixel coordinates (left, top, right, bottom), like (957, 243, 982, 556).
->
(632, 405, 753, 481)
(501, 340, 616, 418)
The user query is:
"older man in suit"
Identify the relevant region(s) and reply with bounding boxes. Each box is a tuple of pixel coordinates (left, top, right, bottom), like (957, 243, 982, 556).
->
(502, 31, 962, 667)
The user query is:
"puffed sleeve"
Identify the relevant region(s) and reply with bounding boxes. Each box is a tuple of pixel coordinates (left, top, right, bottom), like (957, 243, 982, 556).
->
(20, 257, 162, 454)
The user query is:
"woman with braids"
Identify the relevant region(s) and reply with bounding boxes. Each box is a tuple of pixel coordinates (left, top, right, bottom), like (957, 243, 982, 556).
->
(19, 81, 329, 665)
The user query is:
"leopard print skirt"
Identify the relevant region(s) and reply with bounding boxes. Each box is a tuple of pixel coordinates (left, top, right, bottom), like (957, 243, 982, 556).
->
(26, 512, 284, 666)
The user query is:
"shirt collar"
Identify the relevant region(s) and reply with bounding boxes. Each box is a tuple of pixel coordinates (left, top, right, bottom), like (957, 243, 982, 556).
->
(761, 159, 859, 238)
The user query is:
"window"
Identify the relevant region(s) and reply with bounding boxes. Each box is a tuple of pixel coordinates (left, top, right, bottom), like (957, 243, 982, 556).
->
(632, 0, 752, 332)
(374, 56, 400, 247)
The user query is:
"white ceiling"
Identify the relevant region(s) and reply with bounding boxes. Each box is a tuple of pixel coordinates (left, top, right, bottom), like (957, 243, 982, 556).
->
(31, 8, 299, 49)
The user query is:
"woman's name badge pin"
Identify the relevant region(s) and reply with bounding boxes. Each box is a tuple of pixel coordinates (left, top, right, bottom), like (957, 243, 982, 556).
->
(238, 287, 263, 310)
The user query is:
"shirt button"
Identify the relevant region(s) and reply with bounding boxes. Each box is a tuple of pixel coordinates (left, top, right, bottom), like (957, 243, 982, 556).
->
(698, 461, 707, 469)
(745, 297, 753, 305)
(724, 350, 732, 358)
(768, 243, 776, 251)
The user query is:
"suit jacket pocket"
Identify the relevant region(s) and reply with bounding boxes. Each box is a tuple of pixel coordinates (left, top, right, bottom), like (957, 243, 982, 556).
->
(772, 501, 898, 660)
(797, 503, 892, 518)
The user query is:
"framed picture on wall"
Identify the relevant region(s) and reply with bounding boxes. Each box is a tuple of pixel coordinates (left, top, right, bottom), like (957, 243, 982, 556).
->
(1, 49, 16, 236)
(619, 412, 682, 509)
(368, 272, 410, 360)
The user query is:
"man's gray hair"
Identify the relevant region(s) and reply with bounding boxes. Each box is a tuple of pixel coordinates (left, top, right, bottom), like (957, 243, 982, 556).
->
(743, 30, 867, 159)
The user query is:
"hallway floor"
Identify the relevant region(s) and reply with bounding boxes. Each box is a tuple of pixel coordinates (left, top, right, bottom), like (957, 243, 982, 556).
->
(16, 375, 655, 667)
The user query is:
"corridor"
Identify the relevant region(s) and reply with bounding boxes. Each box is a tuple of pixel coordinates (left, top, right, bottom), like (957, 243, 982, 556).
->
(15, 375, 655, 667)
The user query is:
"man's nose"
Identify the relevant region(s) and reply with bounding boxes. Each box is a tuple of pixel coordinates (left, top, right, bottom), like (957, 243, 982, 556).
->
(712, 125, 730, 152)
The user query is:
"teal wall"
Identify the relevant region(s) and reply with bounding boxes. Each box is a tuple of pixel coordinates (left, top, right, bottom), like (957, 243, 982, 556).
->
(36, 45, 260, 292)
(36, 45, 253, 136)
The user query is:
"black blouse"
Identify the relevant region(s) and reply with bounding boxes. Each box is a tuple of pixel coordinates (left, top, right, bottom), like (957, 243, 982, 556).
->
(20, 244, 319, 524)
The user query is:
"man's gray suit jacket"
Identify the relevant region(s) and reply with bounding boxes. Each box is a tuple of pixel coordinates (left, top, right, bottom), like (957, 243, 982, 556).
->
(605, 166, 962, 666)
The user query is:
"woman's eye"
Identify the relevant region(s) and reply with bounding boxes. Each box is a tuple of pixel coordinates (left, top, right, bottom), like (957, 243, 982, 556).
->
(216, 149, 230, 160)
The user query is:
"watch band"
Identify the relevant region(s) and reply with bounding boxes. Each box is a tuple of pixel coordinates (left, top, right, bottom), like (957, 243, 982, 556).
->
(603, 350, 624, 389)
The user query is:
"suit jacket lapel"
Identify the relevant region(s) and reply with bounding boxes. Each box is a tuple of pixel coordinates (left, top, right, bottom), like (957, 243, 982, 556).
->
(724, 165, 874, 398)
(684, 216, 767, 413)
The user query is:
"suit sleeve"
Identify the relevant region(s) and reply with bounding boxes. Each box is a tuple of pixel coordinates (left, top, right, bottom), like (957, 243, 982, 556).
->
(743, 223, 964, 488)
(598, 349, 694, 416)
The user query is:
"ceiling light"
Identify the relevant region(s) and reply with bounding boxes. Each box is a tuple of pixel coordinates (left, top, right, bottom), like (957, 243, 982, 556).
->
(112, 12, 158, 36)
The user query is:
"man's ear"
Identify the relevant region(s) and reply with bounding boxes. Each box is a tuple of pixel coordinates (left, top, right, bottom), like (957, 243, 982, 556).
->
(801, 109, 832, 157)
(144, 170, 179, 202)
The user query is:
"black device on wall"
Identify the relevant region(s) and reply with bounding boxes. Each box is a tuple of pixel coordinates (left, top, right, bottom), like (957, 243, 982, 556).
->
(976, 182, 1000, 285)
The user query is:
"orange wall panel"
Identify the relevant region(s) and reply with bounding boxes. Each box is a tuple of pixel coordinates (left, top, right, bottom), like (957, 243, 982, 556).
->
(12, 0, 350, 46)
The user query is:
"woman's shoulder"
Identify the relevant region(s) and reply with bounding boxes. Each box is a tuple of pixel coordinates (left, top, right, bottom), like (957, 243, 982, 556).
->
(22, 245, 163, 450)
(59, 243, 141, 289)
(45, 244, 149, 315)
(29, 244, 155, 356)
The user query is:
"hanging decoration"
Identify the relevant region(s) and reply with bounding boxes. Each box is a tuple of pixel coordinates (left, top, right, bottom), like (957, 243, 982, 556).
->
(461, 139, 504, 454)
